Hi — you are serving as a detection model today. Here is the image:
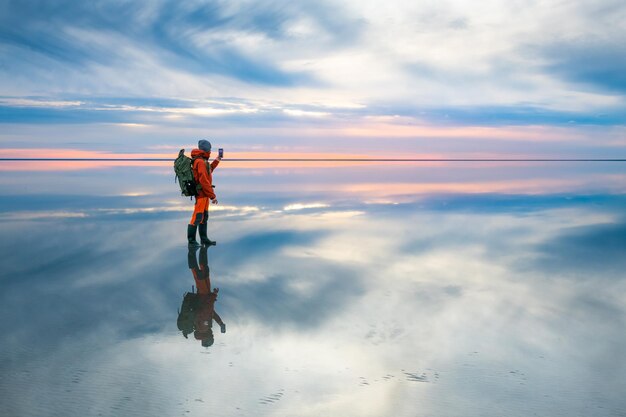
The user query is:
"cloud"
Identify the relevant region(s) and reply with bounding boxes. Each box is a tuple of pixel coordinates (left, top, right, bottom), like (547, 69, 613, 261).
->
(541, 39, 626, 94)
(526, 219, 626, 279)
(365, 103, 626, 126)
(0, 96, 357, 124)
(3, 96, 625, 134)
(0, 0, 363, 89)
(221, 263, 364, 330)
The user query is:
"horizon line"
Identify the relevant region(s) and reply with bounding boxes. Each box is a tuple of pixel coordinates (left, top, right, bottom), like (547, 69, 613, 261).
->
(1, 158, 626, 162)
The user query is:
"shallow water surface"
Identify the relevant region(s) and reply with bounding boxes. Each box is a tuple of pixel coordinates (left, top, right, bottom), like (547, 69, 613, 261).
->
(0, 161, 625, 417)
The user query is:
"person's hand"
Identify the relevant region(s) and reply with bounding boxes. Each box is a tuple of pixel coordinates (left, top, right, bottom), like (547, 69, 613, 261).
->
(220, 323, 226, 333)
(216, 156, 222, 161)
(211, 198, 218, 205)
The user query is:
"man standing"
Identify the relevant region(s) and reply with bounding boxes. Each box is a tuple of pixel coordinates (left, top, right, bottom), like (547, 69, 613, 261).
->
(188, 139, 221, 247)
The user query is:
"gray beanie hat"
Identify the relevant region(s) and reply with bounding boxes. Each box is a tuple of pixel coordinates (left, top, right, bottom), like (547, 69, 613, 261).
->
(198, 139, 212, 152)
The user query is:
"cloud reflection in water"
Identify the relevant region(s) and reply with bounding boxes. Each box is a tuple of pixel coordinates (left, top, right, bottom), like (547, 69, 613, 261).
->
(0, 165, 625, 416)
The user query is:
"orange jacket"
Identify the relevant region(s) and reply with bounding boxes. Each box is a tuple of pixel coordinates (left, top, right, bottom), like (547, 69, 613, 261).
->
(190, 149, 220, 199)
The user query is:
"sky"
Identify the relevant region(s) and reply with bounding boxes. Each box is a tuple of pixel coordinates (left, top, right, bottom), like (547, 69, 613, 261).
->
(0, 0, 625, 157)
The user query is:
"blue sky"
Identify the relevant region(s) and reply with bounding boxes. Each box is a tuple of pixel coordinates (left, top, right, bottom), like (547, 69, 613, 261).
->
(0, 0, 625, 156)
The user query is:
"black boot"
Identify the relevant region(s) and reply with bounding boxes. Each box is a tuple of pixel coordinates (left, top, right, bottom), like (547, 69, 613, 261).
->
(198, 223, 216, 246)
(187, 246, 200, 269)
(199, 245, 209, 267)
(187, 224, 200, 247)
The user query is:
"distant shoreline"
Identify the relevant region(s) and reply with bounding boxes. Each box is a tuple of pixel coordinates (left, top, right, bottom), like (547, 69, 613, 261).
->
(2, 158, 626, 162)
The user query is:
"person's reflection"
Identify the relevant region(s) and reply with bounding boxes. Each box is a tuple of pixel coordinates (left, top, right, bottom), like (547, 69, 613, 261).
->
(178, 246, 226, 347)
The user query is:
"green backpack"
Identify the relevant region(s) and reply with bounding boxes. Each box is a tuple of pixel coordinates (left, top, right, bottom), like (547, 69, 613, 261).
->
(177, 292, 198, 338)
(174, 149, 199, 197)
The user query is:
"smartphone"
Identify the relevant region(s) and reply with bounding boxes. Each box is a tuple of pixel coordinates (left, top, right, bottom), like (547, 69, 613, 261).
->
(218, 148, 224, 158)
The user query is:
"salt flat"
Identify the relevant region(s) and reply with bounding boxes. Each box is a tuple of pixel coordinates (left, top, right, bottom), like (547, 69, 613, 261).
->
(0, 162, 625, 417)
